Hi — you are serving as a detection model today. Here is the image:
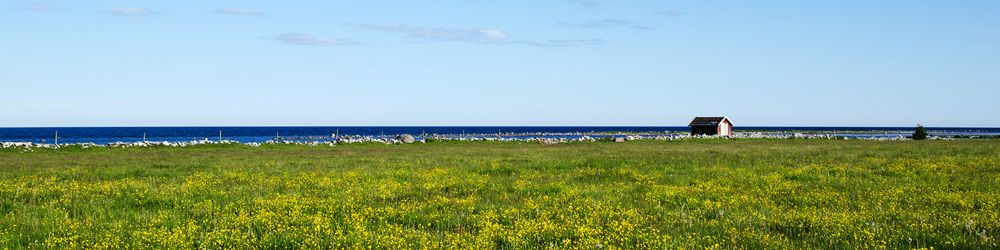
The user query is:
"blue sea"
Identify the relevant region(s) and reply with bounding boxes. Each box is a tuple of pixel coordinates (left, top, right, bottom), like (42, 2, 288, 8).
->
(1, 127, 998, 144)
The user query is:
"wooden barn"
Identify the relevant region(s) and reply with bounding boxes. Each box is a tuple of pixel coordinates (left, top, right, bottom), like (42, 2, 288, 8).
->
(689, 117, 734, 136)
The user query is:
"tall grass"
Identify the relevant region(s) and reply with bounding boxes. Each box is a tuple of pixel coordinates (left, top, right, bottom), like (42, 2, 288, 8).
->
(0, 140, 998, 248)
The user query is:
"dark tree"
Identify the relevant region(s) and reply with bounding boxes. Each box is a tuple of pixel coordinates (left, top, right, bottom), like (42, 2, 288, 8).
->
(913, 124, 929, 140)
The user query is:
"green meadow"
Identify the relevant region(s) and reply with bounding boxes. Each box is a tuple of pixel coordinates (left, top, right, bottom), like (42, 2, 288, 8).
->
(1, 140, 998, 249)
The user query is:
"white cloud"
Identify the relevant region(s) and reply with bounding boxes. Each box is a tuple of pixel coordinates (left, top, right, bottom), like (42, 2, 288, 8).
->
(348, 23, 510, 43)
(273, 33, 358, 46)
(349, 23, 609, 47)
(561, 19, 651, 30)
(514, 39, 611, 47)
(24, 3, 55, 12)
(215, 8, 265, 16)
(479, 29, 508, 41)
(107, 7, 155, 18)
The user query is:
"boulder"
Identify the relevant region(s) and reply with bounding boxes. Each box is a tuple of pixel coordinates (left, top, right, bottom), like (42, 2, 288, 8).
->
(614, 137, 626, 143)
(396, 134, 416, 144)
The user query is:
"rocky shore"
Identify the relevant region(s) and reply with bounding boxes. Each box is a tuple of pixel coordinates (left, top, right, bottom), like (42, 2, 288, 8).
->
(0, 132, 954, 149)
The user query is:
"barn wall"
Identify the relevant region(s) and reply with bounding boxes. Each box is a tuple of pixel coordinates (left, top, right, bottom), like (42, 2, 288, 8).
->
(691, 126, 719, 135)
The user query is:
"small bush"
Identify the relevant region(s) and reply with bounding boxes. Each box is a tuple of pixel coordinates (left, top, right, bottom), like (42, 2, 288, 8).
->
(912, 125, 928, 140)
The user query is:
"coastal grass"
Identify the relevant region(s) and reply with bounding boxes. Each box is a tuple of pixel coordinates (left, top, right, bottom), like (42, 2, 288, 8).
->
(1, 140, 998, 248)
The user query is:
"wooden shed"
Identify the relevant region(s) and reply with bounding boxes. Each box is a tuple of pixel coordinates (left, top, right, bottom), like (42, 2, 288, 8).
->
(689, 117, 734, 136)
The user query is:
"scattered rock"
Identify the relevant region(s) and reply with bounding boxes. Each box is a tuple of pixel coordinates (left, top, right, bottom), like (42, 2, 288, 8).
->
(396, 134, 416, 144)
(614, 137, 626, 143)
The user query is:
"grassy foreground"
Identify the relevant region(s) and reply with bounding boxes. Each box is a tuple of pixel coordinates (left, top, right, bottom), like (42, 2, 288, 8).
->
(1, 140, 998, 249)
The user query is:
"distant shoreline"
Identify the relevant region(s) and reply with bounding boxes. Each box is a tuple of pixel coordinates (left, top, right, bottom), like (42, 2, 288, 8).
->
(3, 132, 999, 150)
(1, 126, 999, 145)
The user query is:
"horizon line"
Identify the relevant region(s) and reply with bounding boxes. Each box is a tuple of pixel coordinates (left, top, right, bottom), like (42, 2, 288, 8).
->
(1, 125, 997, 129)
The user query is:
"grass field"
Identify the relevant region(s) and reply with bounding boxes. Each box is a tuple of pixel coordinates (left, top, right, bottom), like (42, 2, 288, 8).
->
(1, 140, 998, 249)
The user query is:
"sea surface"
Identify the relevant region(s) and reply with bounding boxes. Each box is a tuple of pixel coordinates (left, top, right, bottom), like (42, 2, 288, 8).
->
(1, 127, 998, 144)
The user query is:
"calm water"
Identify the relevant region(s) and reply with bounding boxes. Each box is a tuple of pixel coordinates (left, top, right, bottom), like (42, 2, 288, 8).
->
(1, 126, 998, 144)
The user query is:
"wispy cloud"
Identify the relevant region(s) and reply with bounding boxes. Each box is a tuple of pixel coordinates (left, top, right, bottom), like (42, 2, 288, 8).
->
(23, 3, 55, 12)
(348, 23, 509, 43)
(560, 19, 651, 30)
(655, 10, 685, 17)
(106, 7, 156, 18)
(272, 33, 358, 46)
(514, 39, 611, 47)
(348, 23, 608, 47)
(568, 0, 601, 9)
(215, 8, 265, 16)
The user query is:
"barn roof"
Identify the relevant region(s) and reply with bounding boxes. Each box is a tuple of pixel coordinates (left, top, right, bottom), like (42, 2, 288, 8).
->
(689, 117, 733, 126)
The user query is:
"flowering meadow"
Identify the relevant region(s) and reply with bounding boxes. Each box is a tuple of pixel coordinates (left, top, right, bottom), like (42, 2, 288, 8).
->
(0, 140, 998, 249)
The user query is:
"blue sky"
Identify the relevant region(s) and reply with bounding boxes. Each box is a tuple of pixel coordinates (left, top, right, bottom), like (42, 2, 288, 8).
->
(2, 1, 998, 127)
